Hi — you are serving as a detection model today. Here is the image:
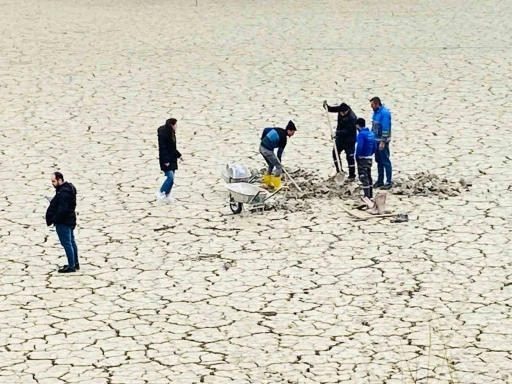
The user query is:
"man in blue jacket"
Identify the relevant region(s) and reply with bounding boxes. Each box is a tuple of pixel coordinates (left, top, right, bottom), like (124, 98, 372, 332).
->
(260, 120, 297, 189)
(355, 118, 376, 199)
(370, 97, 393, 189)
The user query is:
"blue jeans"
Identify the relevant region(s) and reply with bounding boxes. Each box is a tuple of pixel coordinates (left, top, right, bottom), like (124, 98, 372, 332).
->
(160, 170, 175, 195)
(374, 142, 392, 184)
(55, 224, 78, 268)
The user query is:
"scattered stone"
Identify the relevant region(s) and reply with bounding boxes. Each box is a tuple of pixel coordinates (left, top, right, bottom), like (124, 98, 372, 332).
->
(391, 214, 409, 223)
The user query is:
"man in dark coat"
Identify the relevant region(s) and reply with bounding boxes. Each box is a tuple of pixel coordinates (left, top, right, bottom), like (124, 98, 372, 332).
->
(45, 172, 79, 273)
(323, 101, 358, 180)
(157, 118, 182, 203)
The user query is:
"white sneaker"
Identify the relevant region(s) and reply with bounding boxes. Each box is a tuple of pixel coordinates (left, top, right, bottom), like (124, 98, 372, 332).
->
(166, 194, 177, 203)
(156, 191, 167, 202)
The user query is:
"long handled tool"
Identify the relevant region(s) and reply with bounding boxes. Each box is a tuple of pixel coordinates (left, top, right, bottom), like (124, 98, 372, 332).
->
(325, 108, 346, 185)
(275, 158, 302, 192)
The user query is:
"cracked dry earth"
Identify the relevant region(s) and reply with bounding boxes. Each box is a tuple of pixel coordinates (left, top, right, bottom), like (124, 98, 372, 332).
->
(0, 0, 511, 383)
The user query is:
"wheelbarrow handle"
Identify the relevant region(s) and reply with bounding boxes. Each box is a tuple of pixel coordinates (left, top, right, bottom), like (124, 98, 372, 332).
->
(264, 186, 284, 200)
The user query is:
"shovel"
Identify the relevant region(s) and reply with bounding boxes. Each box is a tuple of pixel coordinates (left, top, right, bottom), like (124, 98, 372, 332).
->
(325, 108, 346, 185)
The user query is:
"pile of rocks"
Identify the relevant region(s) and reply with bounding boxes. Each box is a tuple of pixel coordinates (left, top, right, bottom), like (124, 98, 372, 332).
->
(264, 196, 312, 213)
(392, 172, 472, 197)
(253, 168, 362, 199)
(252, 168, 361, 212)
(281, 168, 361, 199)
(252, 168, 471, 205)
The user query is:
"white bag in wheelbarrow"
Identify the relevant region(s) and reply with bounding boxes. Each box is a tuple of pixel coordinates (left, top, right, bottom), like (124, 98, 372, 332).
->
(228, 164, 250, 179)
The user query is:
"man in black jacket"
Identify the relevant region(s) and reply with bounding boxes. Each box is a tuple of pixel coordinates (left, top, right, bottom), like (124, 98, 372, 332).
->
(323, 101, 357, 180)
(45, 172, 79, 273)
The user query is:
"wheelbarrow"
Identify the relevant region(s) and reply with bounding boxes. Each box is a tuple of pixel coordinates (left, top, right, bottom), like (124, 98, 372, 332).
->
(225, 182, 282, 214)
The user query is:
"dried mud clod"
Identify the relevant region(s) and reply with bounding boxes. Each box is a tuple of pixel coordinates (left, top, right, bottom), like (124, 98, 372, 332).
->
(392, 172, 472, 197)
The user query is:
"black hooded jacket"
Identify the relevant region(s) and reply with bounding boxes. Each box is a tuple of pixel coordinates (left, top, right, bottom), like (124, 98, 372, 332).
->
(158, 121, 182, 172)
(45, 182, 77, 227)
(327, 104, 357, 144)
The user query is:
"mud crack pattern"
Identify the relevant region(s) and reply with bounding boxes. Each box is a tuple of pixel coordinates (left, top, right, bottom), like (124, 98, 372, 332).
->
(0, 0, 511, 383)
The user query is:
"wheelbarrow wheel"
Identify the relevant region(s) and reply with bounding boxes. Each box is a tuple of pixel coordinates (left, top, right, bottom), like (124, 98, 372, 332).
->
(229, 197, 243, 214)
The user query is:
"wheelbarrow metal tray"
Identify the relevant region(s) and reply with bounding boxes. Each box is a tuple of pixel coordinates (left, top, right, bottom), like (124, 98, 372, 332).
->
(225, 183, 268, 204)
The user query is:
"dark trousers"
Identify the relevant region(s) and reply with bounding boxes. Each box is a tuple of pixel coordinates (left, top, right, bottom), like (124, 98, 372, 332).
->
(357, 158, 373, 198)
(332, 140, 355, 178)
(55, 224, 79, 268)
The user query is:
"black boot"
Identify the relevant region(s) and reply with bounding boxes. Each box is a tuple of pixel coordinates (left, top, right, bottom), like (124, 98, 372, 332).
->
(58, 266, 76, 273)
(348, 167, 356, 180)
(62, 263, 80, 271)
